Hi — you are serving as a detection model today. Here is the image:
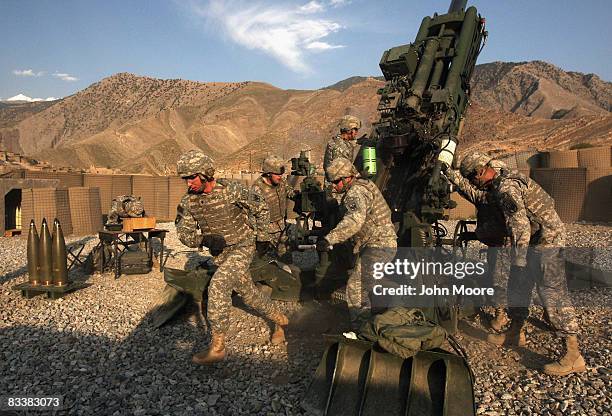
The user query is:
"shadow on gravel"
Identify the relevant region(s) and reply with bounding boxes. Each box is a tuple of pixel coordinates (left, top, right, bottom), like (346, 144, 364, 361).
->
(1, 303, 331, 415)
(0, 236, 96, 285)
(515, 346, 550, 370)
(458, 319, 491, 341)
(0, 264, 28, 285)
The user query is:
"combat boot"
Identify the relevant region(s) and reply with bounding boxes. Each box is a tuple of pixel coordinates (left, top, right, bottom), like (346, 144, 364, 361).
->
(192, 332, 226, 365)
(270, 312, 289, 345)
(487, 321, 526, 346)
(543, 335, 586, 376)
(489, 308, 510, 332)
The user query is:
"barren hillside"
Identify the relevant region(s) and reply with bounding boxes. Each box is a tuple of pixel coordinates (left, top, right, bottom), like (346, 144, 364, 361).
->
(0, 61, 609, 174)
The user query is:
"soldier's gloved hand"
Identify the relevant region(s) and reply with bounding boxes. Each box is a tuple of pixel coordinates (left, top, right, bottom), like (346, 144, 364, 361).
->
(202, 234, 226, 256)
(256, 240, 274, 256)
(316, 238, 332, 252)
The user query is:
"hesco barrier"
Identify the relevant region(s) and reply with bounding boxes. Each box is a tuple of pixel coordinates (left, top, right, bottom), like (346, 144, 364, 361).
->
(84, 174, 113, 214)
(578, 146, 612, 168)
(583, 168, 612, 222)
(532, 168, 587, 223)
(24, 171, 83, 188)
(168, 177, 185, 220)
(111, 175, 132, 198)
(547, 150, 579, 168)
(153, 176, 170, 221)
(21, 188, 73, 235)
(514, 150, 542, 169)
(68, 187, 102, 235)
(132, 176, 156, 219)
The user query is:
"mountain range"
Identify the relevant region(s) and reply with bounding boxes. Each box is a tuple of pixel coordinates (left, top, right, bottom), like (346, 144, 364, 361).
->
(0, 60, 610, 174)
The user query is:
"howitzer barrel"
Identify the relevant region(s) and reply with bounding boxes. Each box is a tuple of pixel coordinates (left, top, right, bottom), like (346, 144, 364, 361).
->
(448, 0, 467, 13)
(444, 6, 478, 99)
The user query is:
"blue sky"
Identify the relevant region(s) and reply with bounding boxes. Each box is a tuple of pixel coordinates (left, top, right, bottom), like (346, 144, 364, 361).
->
(1, 0, 610, 99)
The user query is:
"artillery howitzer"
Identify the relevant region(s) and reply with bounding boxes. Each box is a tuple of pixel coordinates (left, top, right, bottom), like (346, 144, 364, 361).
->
(370, 0, 487, 248)
(303, 1, 486, 414)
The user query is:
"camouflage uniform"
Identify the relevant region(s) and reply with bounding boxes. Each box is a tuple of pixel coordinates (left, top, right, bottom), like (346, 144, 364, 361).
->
(324, 158, 397, 327)
(175, 178, 277, 335)
(107, 195, 144, 224)
(251, 155, 295, 256)
(490, 170, 578, 336)
(323, 116, 362, 196)
(323, 134, 360, 171)
(444, 167, 510, 308)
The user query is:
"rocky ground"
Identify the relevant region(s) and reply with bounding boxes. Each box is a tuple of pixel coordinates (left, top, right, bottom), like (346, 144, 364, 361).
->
(0, 223, 610, 415)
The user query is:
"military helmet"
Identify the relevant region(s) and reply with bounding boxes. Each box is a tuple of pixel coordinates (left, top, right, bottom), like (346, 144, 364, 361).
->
(177, 149, 215, 178)
(326, 157, 358, 181)
(262, 155, 286, 175)
(338, 115, 362, 132)
(460, 152, 493, 178)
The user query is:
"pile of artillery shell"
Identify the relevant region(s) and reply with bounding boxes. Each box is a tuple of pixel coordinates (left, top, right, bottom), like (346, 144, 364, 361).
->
(27, 218, 69, 287)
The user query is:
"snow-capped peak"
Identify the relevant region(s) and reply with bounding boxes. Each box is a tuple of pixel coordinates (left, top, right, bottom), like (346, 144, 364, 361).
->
(5, 93, 58, 102)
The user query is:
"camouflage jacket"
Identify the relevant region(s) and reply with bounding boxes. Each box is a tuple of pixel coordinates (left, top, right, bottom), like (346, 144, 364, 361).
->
(108, 195, 144, 224)
(326, 178, 397, 250)
(490, 171, 565, 265)
(251, 176, 294, 234)
(445, 168, 509, 246)
(175, 179, 271, 248)
(323, 134, 359, 171)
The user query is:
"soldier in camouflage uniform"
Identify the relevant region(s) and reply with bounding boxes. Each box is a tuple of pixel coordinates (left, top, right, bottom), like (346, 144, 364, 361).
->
(175, 150, 289, 365)
(251, 155, 294, 257)
(323, 115, 362, 172)
(443, 162, 511, 331)
(459, 152, 585, 376)
(318, 157, 397, 330)
(107, 195, 145, 224)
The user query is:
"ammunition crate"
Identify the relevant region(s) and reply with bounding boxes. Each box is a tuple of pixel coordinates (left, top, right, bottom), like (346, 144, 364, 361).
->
(122, 217, 156, 232)
(120, 249, 152, 275)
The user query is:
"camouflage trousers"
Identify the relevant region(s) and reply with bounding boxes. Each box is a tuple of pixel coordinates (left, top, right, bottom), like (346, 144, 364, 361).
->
(507, 246, 579, 336)
(346, 244, 397, 330)
(486, 246, 511, 307)
(207, 244, 277, 335)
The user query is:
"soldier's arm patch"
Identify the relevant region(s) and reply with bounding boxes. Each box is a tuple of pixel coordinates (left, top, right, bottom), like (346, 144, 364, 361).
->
(499, 192, 519, 214)
(344, 195, 359, 212)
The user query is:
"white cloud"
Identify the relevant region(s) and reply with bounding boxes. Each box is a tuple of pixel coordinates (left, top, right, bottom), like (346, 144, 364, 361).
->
(306, 41, 343, 50)
(192, 0, 344, 74)
(329, 0, 351, 7)
(299, 1, 324, 14)
(13, 69, 45, 77)
(53, 72, 79, 82)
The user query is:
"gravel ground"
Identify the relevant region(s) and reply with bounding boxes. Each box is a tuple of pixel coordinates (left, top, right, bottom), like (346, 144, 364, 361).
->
(0, 222, 610, 415)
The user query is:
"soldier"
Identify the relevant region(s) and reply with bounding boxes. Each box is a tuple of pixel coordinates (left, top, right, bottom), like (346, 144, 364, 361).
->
(251, 155, 294, 257)
(317, 157, 397, 329)
(459, 152, 585, 376)
(175, 150, 289, 365)
(107, 195, 144, 224)
(323, 115, 362, 171)
(443, 161, 511, 331)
